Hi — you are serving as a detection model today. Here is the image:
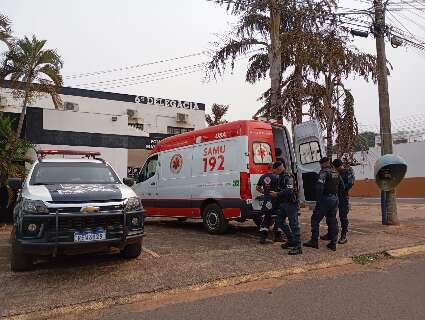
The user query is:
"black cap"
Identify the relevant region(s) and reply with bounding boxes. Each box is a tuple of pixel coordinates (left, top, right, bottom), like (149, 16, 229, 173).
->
(332, 159, 343, 168)
(273, 161, 283, 169)
(319, 157, 330, 164)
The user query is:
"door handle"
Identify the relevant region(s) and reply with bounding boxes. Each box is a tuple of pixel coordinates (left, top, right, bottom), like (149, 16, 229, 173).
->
(150, 182, 156, 186)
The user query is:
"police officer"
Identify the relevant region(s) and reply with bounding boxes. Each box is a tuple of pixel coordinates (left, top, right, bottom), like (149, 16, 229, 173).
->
(304, 157, 344, 251)
(271, 161, 302, 255)
(333, 158, 354, 244)
(256, 164, 279, 244)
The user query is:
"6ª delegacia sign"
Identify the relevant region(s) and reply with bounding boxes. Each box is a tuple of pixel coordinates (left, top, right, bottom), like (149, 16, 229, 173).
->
(134, 95, 205, 111)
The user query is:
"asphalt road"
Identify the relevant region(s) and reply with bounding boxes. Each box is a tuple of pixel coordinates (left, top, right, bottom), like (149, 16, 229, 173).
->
(80, 254, 425, 320)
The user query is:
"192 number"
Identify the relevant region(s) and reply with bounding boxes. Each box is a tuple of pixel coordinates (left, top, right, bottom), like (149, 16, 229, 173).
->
(203, 155, 225, 172)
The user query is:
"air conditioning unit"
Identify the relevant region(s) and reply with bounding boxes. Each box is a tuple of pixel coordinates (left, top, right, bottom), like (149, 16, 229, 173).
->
(176, 113, 189, 123)
(127, 109, 138, 120)
(63, 102, 79, 112)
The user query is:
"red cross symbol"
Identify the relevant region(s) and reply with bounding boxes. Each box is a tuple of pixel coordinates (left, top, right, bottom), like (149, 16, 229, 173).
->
(256, 145, 268, 160)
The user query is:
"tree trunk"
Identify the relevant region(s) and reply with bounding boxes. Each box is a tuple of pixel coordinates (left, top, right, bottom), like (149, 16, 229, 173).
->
(326, 108, 334, 159)
(269, 1, 282, 117)
(293, 63, 303, 124)
(16, 90, 29, 138)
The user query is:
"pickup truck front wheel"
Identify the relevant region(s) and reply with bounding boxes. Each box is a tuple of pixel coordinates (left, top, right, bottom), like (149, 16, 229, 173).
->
(121, 240, 142, 259)
(11, 245, 33, 272)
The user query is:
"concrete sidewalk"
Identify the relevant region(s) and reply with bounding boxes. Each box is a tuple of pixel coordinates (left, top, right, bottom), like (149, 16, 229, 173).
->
(1, 203, 425, 318)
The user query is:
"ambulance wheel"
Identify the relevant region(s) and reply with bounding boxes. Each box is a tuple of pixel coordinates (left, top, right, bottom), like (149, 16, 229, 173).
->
(202, 203, 228, 234)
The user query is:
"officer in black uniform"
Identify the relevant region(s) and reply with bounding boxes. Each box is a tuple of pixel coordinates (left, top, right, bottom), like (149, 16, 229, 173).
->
(334, 158, 354, 244)
(304, 157, 344, 251)
(271, 161, 302, 255)
(256, 164, 279, 244)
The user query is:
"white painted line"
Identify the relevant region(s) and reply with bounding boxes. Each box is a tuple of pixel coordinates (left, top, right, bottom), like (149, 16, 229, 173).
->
(142, 247, 160, 258)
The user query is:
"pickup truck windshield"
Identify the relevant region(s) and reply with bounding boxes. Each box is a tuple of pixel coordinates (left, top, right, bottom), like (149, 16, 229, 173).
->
(29, 163, 121, 185)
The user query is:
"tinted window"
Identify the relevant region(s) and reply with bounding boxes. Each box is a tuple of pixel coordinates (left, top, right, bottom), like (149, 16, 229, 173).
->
(253, 142, 273, 164)
(30, 163, 120, 185)
(299, 141, 321, 164)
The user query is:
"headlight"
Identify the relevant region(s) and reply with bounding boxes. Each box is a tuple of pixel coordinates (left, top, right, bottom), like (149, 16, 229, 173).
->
(124, 197, 143, 212)
(22, 199, 49, 214)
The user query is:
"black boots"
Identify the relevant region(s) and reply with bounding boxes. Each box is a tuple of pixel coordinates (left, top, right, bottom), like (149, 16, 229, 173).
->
(272, 231, 284, 243)
(326, 242, 337, 251)
(338, 232, 348, 244)
(303, 240, 319, 249)
(288, 246, 303, 255)
(259, 231, 268, 244)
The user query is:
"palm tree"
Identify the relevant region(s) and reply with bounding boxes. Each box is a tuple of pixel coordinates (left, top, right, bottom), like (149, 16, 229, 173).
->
(206, 104, 229, 126)
(0, 13, 13, 48)
(1, 35, 63, 137)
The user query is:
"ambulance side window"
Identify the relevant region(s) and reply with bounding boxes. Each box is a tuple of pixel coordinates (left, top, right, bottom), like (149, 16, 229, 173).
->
(138, 155, 158, 182)
(252, 142, 272, 164)
(299, 141, 321, 164)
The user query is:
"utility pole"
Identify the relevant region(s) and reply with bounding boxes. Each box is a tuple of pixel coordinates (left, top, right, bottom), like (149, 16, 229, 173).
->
(373, 0, 399, 225)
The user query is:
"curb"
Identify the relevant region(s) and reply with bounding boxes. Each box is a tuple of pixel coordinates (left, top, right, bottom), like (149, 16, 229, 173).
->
(2, 258, 353, 320)
(3, 244, 425, 320)
(385, 244, 425, 257)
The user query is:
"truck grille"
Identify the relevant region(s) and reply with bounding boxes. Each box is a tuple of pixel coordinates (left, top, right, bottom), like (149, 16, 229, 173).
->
(45, 214, 124, 242)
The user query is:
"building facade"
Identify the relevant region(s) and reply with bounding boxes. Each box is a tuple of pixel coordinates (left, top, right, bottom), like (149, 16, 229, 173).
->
(0, 81, 206, 178)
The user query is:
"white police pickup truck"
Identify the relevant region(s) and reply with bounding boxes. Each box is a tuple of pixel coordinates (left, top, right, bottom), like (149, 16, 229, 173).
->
(8, 150, 144, 272)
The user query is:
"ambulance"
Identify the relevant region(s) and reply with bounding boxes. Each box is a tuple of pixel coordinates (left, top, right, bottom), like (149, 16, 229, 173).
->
(133, 119, 324, 234)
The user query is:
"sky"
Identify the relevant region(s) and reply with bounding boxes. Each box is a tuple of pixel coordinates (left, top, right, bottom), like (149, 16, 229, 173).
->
(1, 0, 425, 131)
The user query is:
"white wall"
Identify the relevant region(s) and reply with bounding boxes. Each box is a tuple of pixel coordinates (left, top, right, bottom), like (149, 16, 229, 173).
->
(352, 141, 425, 180)
(0, 87, 206, 135)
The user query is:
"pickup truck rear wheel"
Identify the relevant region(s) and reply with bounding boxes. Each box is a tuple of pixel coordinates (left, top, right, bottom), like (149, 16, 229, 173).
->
(202, 203, 228, 234)
(11, 245, 33, 272)
(121, 240, 142, 259)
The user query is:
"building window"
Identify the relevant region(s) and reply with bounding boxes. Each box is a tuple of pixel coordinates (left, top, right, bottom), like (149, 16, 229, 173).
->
(129, 123, 144, 131)
(167, 126, 194, 135)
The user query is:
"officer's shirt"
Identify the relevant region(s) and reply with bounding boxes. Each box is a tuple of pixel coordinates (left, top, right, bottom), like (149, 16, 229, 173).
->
(316, 168, 344, 199)
(277, 173, 296, 203)
(257, 173, 279, 212)
(339, 167, 355, 197)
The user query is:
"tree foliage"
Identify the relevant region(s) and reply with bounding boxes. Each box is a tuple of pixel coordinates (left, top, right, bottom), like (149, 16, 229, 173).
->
(0, 13, 13, 48)
(1, 35, 63, 137)
(208, 0, 377, 158)
(354, 131, 377, 152)
(206, 103, 229, 126)
(0, 113, 33, 184)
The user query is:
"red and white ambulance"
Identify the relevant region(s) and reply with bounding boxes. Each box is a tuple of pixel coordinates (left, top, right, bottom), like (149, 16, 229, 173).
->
(133, 119, 324, 233)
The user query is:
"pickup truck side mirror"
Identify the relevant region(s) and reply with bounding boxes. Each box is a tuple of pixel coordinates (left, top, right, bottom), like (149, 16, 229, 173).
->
(8, 177, 23, 190)
(123, 177, 135, 187)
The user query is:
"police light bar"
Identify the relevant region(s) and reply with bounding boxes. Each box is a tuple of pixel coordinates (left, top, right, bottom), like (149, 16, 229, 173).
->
(36, 150, 101, 158)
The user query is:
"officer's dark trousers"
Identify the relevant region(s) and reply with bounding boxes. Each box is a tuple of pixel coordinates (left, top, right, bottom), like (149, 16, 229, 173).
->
(276, 202, 300, 246)
(311, 195, 339, 243)
(338, 196, 349, 234)
(259, 211, 273, 232)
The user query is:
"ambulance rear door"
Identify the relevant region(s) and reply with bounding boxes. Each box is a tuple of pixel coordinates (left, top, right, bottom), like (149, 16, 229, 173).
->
(293, 120, 324, 203)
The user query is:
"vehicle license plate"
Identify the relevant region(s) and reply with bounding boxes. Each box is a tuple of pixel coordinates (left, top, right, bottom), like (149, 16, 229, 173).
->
(74, 230, 106, 242)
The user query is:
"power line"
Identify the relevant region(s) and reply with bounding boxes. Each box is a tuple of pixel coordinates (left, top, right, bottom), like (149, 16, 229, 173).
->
(70, 63, 207, 88)
(63, 51, 210, 80)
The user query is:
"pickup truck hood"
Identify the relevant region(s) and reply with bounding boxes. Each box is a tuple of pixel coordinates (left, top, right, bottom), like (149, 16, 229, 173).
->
(24, 184, 135, 203)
